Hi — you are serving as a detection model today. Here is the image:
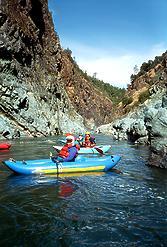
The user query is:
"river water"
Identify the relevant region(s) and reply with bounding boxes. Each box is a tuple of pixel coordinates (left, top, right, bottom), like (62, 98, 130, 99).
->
(0, 135, 166, 246)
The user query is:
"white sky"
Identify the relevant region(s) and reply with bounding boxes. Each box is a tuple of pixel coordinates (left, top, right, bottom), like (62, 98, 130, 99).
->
(61, 41, 166, 88)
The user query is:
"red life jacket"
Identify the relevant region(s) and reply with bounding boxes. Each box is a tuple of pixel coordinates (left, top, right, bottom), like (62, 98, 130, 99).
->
(84, 141, 92, 147)
(58, 144, 71, 158)
(58, 143, 80, 158)
(83, 136, 92, 147)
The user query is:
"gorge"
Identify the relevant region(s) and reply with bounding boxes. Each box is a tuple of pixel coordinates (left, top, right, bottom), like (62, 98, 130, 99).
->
(0, 0, 167, 168)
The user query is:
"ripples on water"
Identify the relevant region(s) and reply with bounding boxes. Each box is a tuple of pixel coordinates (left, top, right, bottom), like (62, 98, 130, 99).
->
(0, 135, 166, 246)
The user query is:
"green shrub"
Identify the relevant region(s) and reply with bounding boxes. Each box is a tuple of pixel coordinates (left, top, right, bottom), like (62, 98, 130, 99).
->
(138, 90, 150, 104)
(122, 96, 133, 106)
(90, 76, 126, 104)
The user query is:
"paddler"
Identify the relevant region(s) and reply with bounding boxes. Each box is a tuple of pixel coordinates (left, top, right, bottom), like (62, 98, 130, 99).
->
(82, 131, 96, 147)
(51, 134, 80, 163)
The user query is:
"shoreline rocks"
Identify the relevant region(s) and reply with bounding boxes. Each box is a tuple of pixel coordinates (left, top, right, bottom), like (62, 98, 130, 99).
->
(97, 90, 167, 168)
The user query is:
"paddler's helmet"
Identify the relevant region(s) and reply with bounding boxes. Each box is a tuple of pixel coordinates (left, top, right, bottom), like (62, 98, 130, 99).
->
(65, 132, 72, 137)
(85, 131, 90, 136)
(66, 135, 75, 146)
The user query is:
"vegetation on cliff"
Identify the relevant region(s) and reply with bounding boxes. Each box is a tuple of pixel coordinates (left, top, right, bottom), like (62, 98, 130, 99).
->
(130, 51, 167, 85)
(63, 48, 130, 106)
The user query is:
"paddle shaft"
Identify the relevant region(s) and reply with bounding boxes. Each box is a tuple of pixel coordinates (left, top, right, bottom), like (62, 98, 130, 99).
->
(94, 147, 104, 155)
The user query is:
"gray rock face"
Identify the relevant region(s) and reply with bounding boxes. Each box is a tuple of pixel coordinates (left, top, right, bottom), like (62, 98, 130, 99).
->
(0, 0, 85, 139)
(97, 110, 148, 143)
(97, 89, 167, 168)
(144, 93, 167, 168)
(0, 75, 85, 138)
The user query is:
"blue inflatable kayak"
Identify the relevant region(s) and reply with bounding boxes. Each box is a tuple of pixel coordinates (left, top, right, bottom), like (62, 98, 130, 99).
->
(3, 155, 121, 175)
(53, 145, 111, 154)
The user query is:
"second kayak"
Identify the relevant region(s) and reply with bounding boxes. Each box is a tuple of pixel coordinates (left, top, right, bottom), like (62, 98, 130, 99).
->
(53, 145, 111, 154)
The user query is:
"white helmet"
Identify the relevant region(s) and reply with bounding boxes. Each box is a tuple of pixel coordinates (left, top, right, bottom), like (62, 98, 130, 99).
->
(66, 135, 75, 146)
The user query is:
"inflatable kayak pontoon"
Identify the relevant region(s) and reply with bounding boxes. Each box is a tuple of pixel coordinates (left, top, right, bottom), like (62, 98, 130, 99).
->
(53, 145, 111, 154)
(0, 143, 11, 150)
(3, 155, 121, 175)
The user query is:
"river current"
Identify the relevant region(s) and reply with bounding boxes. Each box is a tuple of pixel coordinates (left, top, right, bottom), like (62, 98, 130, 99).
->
(0, 134, 166, 246)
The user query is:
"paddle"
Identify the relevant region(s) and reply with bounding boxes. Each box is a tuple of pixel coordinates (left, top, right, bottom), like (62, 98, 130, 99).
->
(50, 152, 59, 175)
(93, 146, 104, 155)
(53, 146, 60, 153)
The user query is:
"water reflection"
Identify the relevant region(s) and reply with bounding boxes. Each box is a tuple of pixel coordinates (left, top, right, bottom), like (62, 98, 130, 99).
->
(5, 171, 117, 190)
(5, 174, 51, 188)
(5, 174, 77, 198)
(58, 181, 75, 198)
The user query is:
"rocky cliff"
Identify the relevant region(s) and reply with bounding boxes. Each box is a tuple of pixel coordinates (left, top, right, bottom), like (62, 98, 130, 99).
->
(0, 0, 113, 139)
(97, 52, 167, 168)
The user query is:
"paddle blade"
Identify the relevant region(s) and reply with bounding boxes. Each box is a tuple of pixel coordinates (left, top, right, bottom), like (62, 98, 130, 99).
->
(94, 147, 104, 155)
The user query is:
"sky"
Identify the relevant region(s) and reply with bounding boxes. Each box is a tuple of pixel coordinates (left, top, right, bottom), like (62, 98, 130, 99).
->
(48, 0, 167, 88)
